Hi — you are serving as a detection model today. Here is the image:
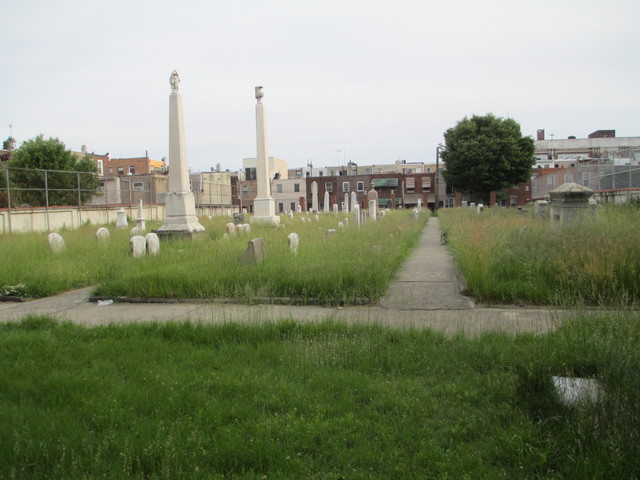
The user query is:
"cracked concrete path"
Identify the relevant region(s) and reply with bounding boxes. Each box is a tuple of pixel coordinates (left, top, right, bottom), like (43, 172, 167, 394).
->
(0, 215, 568, 336)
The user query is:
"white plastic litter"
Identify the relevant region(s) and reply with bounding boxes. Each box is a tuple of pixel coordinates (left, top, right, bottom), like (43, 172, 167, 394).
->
(97, 300, 114, 306)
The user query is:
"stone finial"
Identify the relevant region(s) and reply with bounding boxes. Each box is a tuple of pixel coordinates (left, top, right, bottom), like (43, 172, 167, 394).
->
(170, 70, 180, 93)
(255, 86, 264, 102)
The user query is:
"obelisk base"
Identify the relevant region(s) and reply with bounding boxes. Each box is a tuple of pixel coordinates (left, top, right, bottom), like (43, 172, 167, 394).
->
(250, 197, 280, 226)
(154, 192, 206, 239)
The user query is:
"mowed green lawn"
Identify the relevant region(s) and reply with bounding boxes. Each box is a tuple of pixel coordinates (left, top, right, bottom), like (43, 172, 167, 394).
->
(0, 315, 638, 479)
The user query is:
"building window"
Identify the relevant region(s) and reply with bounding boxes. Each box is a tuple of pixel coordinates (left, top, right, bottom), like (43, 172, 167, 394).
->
(564, 173, 573, 183)
(296, 171, 302, 178)
(97, 160, 104, 176)
(318, 171, 324, 176)
(129, 166, 136, 175)
(582, 172, 590, 187)
(422, 177, 431, 191)
(294, 183, 300, 192)
(342, 182, 350, 193)
(510, 195, 517, 207)
(325, 182, 333, 193)
(365, 168, 372, 174)
(133, 182, 143, 191)
(290, 202, 296, 211)
(356, 181, 365, 192)
(109, 167, 113, 175)
(97, 181, 105, 192)
(275, 183, 283, 193)
(406, 177, 415, 191)
(547, 175, 555, 187)
(117, 167, 124, 176)
(278, 202, 284, 213)
(241, 184, 249, 196)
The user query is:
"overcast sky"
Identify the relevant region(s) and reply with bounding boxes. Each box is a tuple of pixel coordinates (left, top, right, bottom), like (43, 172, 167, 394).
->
(2, 0, 638, 172)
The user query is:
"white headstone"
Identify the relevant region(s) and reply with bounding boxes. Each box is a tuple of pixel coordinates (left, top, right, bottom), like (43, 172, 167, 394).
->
(311, 181, 319, 213)
(48, 232, 65, 254)
(315, 215, 319, 222)
(417, 198, 422, 210)
(243, 223, 251, 234)
(338, 221, 344, 229)
(369, 199, 377, 221)
(287, 232, 299, 255)
(96, 227, 110, 243)
(130, 235, 146, 258)
(324, 191, 330, 213)
(115, 208, 128, 228)
(145, 232, 160, 256)
(350, 191, 357, 212)
(343, 194, 349, 213)
(354, 204, 361, 227)
(226, 222, 236, 237)
(332, 204, 338, 216)
(295, 205, 302, 214)
(130, 226, 143, 237)
(477, 203, 484, 214)
(470, 202, 476, 209)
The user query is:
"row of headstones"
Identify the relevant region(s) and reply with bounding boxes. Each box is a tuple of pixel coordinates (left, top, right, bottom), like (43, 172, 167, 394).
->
(460, 200, 549, 217)
(224, 223, 252, 238)
(46, 228, 159, 257)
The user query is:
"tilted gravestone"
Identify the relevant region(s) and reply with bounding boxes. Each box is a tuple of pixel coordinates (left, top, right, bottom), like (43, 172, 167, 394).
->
(145, 232, 160, 256)
(240, 237, 265, 264)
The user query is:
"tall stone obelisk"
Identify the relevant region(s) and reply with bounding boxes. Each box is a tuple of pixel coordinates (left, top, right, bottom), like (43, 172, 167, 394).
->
(250, 86, 280, 226)
(155, 70, 205, 238)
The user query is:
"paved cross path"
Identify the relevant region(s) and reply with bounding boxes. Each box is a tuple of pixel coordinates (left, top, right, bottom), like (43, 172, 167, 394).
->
(379, 216, 474, 310)
(0, 216, 565, 336)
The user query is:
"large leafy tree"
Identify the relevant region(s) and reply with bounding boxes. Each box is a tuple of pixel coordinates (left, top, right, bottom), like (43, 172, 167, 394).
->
(9, 135, 99, 207)
(441, 114, 535, 203)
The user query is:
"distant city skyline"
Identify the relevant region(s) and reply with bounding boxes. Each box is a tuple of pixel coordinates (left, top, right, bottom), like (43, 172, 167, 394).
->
(3, 0, 638, 173)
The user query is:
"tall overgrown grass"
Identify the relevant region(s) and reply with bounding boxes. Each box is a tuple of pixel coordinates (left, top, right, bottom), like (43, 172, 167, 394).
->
(439, 205, 640, 306)
(0, 314, 638, 479)
(0, 211, 427, 304)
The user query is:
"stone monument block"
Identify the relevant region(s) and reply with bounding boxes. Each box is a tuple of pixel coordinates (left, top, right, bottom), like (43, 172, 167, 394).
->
(115, 208, 128, 228)
(549, 182, 594, 231)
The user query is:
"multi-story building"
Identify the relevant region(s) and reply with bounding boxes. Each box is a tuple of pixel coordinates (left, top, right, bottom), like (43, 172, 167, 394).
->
(534, 129, 640, 168)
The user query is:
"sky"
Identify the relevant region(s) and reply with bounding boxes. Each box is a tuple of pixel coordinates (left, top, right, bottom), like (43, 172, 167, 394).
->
(2, 0, 639, 173)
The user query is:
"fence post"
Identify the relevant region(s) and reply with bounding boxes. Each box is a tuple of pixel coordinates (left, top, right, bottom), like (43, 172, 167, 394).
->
(44, 170, 50, 231)
(4, 166, 11, 233)
(77, 171, 82, 226)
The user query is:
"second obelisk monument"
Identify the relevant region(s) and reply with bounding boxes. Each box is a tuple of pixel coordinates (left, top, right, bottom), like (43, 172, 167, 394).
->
(250, 86, 280, 226)
(155, 70, 205, 238)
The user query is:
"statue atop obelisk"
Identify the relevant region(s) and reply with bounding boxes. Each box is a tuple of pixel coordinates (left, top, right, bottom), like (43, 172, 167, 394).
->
(154, 70, 205, 238)
(249, 86, 280, 226)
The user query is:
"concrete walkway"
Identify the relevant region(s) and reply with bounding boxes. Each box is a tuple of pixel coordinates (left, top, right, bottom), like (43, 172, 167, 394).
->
(0, 216, 567, 336)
